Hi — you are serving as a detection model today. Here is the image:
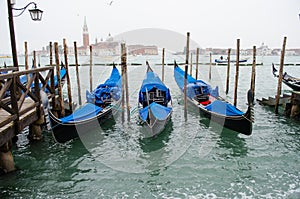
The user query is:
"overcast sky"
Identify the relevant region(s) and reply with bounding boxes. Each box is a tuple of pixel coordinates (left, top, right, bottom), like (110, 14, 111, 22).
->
(0, 0, 299, 54)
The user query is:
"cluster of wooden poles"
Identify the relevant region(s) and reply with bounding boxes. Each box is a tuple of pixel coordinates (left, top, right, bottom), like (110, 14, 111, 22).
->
(45, 40, 131, 121)
(27, 34, 288, 120)
(175, 33, 288, 117)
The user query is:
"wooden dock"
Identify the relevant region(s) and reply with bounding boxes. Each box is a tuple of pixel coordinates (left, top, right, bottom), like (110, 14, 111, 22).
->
(0, 98, 39, 146)
(0, 66, 57, 173)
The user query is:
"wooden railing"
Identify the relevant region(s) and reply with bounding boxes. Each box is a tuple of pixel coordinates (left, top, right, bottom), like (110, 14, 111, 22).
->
(0, 66, 55, 131)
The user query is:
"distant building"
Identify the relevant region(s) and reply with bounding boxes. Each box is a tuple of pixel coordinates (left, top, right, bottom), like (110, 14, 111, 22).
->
(83, 17, 89, 48)
(205, 48, 228, 55)
(91, 33, 120, 56)
(271, 49, 281, 56)
(128, 45, 158, 55)
(257, 42, 272, 56)
(35, 47, 48, 57)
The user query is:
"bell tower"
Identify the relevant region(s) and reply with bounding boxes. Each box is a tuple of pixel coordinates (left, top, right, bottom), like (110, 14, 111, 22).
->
(83, 16, 89, 48)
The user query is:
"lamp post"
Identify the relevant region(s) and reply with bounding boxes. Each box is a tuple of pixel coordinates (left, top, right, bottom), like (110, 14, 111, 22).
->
(7, 0, 43, 71)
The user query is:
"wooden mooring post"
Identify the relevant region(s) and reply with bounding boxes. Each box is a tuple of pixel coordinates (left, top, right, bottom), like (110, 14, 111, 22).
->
(275, 37, 287, 114)
(0, 141, 15, 174)
(29, 68, 43, 142)
(121, 43, 130, 122)
(184, 32, 190, 119)
(195, 48, 199, 80)
(54, 42, 65, 117)
(24, 41, 29, 81)
(63, 38, 73, 113)
(289, 91, 300, 118)
(33, 51, 37, 68)
(251, 46, 256, 96)
(49, 42, 53, 66)
(74, 41, 82, 106)
(225, 48, 231, 95)
(234, 39, 240, 107)
(209, 53, 212, 80)
(162, 48, 165, 82)
(190, 53, 193, 77)
(89, 45, 93, 92)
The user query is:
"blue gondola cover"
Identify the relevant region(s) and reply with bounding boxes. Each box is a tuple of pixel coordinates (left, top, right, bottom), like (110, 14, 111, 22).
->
(138, 70, 171, 104)
(205, 100, 244, 116)
(139, 102, 172, 122)
(86, 67, 121, 105)
(60, 103, 103, 123)
(174, 66, 217, 98)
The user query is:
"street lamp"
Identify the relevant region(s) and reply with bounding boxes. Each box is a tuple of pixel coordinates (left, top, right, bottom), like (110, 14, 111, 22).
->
(28, 5, 43, 21)
(7, 0, 43, 71)
(13, 2, 43, 21)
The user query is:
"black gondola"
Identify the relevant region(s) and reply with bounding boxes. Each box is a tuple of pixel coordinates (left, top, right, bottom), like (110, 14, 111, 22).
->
(138, 61, 172, 138)
(49, 65, 121, 143)
(272, 63, 300, 91)
(174, 62, 253, 135)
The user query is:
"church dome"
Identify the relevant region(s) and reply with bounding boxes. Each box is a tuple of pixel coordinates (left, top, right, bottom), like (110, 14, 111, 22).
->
(106, 33, 113, 42)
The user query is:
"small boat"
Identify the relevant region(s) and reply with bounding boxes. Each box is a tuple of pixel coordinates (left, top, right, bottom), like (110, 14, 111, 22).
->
(272, 63, 300, 91)
(174, 62, 253, 135)
(215, 57, 248, 64)
(138, 61, 172, 138)
(256, 94, 290, 106)
(49, 65, 121, 143)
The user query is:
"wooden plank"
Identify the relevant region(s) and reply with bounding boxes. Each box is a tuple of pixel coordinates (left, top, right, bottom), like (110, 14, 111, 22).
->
(0, 108, 38, 146)
(0, 115, 16, 128)
(0, 122, 15, 147)
(19, 99, 37, 115)
(0, 98, 35, 128)
(18, 108, 38, 131)
(0, 100, 14, 115)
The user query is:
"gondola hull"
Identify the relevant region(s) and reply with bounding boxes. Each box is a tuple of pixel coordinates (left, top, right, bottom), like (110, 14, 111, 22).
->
(49, 107, 113, 143)
(283, 80, 300, 91)
(174, 64, 253, 135)
(138, 62, 173, 138)
(272, 64, 300, 91)
(49, 65, 122, 144)
(139, 108, 172, 138)
(188, 98, 252, 135)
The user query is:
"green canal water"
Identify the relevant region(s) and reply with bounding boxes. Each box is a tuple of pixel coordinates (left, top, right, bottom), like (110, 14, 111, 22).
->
(0, 54, 300, 198)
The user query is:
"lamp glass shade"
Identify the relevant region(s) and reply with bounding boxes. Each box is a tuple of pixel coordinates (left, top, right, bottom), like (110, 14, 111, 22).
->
(29, 8, 43, 21)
